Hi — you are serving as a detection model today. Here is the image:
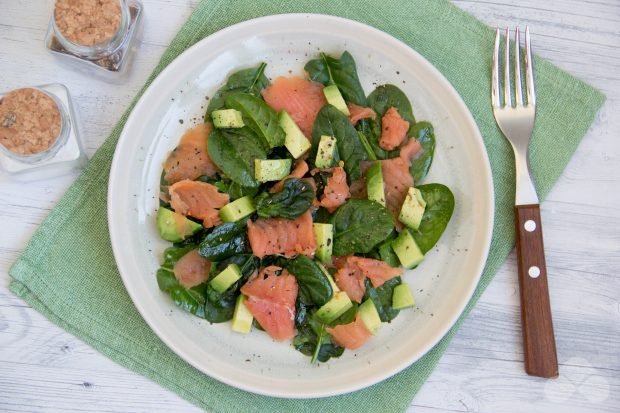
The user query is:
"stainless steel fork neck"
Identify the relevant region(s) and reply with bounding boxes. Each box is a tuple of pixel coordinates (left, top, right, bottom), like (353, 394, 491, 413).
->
(512, 146, 539, 205)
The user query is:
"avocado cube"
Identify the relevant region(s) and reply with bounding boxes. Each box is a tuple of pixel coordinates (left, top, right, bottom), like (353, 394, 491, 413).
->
(323, 85, 350, 115)
(359, 299, 382, 335)
(156, 207, 202, 242)
(315, 135, 337, 168)
(399, 187, 426, 230)
(279, 110, 311, 159)
(392, 283, 416, 310)
(254, 159, 292, 182)
(231, 294, 254, 334)
(219, 195, 256, 223)
(210, 264, 242, 293)
(212, 109, 245, 128)
(392, 230, 424, 269)
(315, 291, 353, 324)
(366, 162, 386, 207)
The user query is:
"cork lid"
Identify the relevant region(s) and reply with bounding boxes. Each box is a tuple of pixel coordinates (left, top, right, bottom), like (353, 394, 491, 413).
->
(0, 88, 63, 156)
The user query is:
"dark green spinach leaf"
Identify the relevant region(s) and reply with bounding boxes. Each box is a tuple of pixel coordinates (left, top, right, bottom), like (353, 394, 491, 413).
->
(368, 231, 400, 268)
(363, 277, 401, 322)
(203, 254, 260, 323)
(254, 178, 314, 219)
(367, 84, 416, 125)
(156, 246, 206, 317)
(331, 199, 394, 256)
(312, 105, 368, 181)
(411, 183, 455, 254)
(207, 128, 267, 188)
(409, 122, 436, 182)
(284, 255, 333, 306)
(356, 118, 399, 160)
(206, 63, 269, 116)
(293, 313, 344, 363)
(305, 51, 367, 106)
(224, 93, 285, 148)
(198, 220, 250, 261)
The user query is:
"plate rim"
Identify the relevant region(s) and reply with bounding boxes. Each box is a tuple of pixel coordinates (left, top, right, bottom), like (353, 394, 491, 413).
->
(108, 13, 494, 398)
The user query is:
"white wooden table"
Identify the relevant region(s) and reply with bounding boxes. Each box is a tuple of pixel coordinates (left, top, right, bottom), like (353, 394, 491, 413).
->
(1, 1, 618, 412)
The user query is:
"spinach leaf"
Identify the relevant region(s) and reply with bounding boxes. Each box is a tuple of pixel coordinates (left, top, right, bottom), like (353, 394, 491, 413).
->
(305, 51, 367, 106)
(312, 207, 332, 224)
(198, 220, 250, 261)
(228, 182, 260, 201)
(206, 63, 269, 116)
(331, 199, 394, 256)
(357, 131, 377, 161)
(411, 184, 455, 254)
(224, 93, 285, 148)
(254, 178, 314, 219)
(409, 122, 436, 183)
(207, 128, 267, 188)
(284, 255, 333, 306)
(203, 284, 236, 323)
(203, 254, 260, 323)
(156, 246, 206, 318)
(312, 105, 368, 181)
(367, 231, 400, 268)
(364, 277, 401, 322)
(367, 84, 416, 125)
(356, 118, 399, 160)
(293, 314, 344, 364)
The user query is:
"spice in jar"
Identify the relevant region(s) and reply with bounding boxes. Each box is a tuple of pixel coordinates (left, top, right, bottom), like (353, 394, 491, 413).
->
(0, 88, 62, 156)
(54, 0, 123, 46)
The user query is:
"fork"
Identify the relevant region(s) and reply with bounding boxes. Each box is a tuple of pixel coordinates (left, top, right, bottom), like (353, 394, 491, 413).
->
(492, 27, 558, 378)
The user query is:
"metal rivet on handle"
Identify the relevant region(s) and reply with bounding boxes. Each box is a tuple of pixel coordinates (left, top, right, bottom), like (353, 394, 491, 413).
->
(528, 266, 541, 278)
(524, 220, 536, 232)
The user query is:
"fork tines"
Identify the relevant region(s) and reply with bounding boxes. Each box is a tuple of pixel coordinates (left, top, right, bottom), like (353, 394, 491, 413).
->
(492, 27, 536, 109)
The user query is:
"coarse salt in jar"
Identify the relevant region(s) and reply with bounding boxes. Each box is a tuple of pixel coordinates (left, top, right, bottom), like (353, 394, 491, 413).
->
(0, 84, 87, 180)
(45, 0, 143, 79)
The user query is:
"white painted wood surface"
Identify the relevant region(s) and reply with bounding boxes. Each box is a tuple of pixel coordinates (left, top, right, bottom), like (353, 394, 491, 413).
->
(1, 0, 618, 411)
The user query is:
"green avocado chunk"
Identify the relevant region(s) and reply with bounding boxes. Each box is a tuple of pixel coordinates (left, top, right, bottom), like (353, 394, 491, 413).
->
(279, 110, 311, 159)
(366, 162, 386, 207)
(323, 85, 350, 115)
(219, 196, 256, 223)
(399, 187, 426, 230)
(359, 299, 382, 335)
(254, 159, 292, 182)
(231, 294, 254, 333)
(392, 283, 416, 310)
(392, 230, 424, 269)
(157, 207, 202, 242)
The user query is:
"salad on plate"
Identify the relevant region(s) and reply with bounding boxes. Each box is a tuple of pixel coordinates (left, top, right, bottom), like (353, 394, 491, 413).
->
(155, 51, 454, 363)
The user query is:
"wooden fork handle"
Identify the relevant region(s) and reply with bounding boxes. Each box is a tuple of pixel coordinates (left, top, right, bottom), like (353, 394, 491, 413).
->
(514, 204, 559, 378)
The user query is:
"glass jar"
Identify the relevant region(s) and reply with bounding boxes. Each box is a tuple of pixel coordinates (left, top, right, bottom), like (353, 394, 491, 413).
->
(45, 0, 144, 80)
(0, 84, 87, 181)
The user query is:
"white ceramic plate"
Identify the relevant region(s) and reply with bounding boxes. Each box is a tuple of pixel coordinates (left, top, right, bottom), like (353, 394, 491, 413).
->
(108, 14, 494, 398)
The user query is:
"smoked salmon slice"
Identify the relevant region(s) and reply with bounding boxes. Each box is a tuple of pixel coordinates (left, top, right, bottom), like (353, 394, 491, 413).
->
(319, 166, 350, 213)
(247, 211, 317, 258)
(379, 107, 410, 151)
(270, 159, 309, 193)
(347, 103, 376, 125)
(240, 266, 299, 341)
(326, 313, 372, 349)
(262, 76, 327, 138)
(173, 249, 211, 289)
(169, 180, 229, 228)
(163, 123, 219, 184)
(334, 256, 402, 302)
(381, 157, 413, 230)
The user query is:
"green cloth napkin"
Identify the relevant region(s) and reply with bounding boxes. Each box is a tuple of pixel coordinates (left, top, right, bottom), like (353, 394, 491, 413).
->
(10, 0, 605, 412)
